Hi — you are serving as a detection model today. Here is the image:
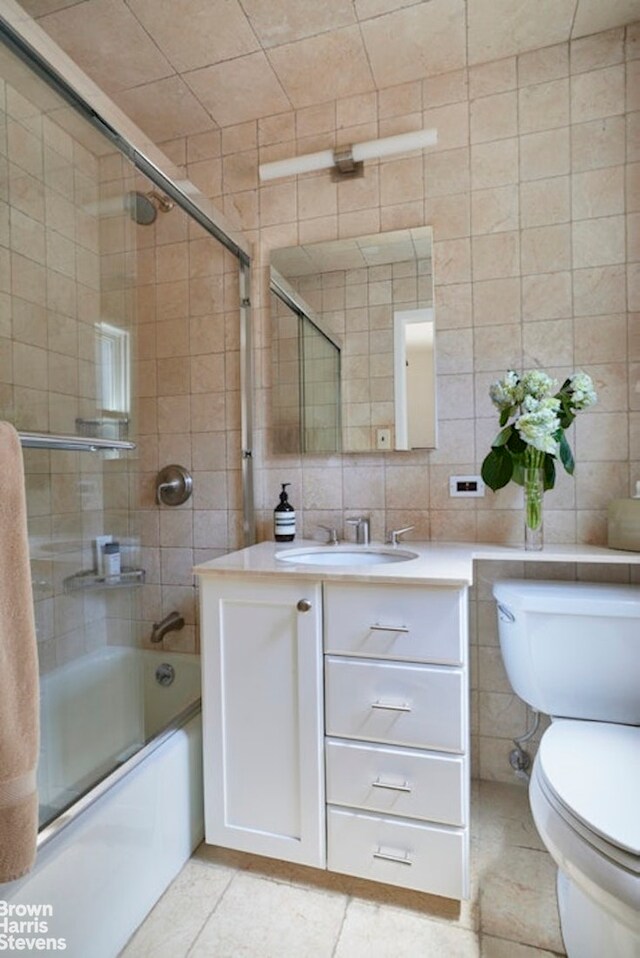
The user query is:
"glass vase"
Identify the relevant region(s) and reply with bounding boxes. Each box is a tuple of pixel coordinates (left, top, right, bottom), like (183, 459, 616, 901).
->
(524, 466, 544, 551)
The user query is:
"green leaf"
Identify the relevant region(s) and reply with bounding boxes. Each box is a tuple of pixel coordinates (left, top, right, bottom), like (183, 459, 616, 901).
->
(481, 448, 514, 490)
(492, 425, 513, 447)
(559, 432, 575, 475)
(507, 430, 526, 454)
(499, 407, 510, 427)
(558, 396, 575, 430)
(543, 455, 556, 491)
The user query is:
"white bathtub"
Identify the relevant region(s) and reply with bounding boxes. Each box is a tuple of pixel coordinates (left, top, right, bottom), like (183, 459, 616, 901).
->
(1, 647, 203, 958)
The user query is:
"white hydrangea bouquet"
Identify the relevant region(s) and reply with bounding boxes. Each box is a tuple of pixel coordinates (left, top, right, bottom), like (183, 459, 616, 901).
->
(481, 370, 597, 548)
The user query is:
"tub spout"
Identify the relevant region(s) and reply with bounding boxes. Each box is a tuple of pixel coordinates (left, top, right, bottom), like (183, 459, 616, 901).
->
(151, 610, 184, 644)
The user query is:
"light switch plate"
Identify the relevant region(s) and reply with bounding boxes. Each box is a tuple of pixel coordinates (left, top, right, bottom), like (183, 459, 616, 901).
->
(449, 475, 485, 497)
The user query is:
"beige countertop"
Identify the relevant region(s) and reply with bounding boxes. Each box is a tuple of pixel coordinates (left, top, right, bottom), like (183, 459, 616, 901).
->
(194, 540, 640, 587)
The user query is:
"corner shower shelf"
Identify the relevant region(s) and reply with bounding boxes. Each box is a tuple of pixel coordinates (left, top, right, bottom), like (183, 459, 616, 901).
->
(19, 431, 136, 453)
(63, 568, 146, 594)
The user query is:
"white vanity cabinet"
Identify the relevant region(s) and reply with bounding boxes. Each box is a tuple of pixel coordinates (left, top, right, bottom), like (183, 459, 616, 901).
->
(199, 576, 326, 867)
(199, 570, 469, 900)
(323, 581, 470, 899)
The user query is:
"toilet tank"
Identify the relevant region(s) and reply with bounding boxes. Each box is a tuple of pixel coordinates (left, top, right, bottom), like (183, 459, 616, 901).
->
(492, 580, 640, 724)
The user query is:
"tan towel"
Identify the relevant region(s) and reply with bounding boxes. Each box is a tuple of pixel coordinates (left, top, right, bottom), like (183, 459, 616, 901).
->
(0, 422, 39, 882)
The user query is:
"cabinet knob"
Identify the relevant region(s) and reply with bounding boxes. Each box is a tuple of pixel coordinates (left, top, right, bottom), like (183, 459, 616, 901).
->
(297, 599, 312, 613)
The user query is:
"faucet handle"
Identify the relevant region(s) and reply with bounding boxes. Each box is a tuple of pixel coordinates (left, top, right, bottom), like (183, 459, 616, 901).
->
(317, 524, 339, 545)
(387, 525, 414, 546)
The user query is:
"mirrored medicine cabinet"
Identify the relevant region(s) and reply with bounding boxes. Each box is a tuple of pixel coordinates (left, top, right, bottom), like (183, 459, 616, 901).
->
(270, 226, 437, 455)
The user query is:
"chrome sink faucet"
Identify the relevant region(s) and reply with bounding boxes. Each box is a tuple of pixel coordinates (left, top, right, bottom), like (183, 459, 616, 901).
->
(346, 516, 370, 546)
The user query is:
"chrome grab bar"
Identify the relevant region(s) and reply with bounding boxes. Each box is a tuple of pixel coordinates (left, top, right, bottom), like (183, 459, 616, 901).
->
(18, 431, 136, 452)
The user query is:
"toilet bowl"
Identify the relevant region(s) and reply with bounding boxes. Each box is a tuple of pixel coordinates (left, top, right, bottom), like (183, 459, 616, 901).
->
(492, 580, 640, 958)
(531, 720, 640, 958)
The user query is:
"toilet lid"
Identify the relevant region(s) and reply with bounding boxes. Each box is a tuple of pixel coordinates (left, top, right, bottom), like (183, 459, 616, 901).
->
(538, 721, 640, 856)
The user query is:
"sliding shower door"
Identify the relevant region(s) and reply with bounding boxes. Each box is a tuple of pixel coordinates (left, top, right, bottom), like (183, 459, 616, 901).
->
(0, 15, 248, 829)
(0, 39, 145, 824)
(270, 288, 341, 454)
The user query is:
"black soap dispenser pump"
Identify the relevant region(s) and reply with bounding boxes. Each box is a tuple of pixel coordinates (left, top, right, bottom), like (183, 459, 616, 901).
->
(274, 483, 296, 542)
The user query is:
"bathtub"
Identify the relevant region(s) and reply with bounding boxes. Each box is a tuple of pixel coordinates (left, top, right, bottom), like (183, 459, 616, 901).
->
(1, 647, 203, 958)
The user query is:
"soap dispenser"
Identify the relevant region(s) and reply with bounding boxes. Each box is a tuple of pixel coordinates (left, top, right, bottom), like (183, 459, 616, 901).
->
(274, 483, 296, 542)
(608, 482, 640, 552)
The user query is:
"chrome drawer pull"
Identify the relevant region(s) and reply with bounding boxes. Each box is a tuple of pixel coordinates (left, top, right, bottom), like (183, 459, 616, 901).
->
(371, 778, 412, 793)
(370, 624, 410, 633)
(373, 849, 413, 866)
(371, 701, 412, 713)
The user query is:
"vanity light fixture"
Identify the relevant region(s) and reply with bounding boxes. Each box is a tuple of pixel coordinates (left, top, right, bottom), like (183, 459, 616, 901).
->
(258, 127, 438, 182)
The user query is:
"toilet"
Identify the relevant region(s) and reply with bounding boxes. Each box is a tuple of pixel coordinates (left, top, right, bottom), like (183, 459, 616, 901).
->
(492, 580, 640, 958)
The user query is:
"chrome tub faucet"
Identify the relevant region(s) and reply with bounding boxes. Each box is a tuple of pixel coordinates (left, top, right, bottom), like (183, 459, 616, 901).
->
(150, 610, 185, 644)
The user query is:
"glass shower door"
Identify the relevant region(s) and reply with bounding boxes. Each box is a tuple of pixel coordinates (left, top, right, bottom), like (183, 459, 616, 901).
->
(0, 37, 145, 827)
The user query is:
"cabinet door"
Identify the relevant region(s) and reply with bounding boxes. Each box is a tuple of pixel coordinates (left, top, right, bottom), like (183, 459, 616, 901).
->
(200, 577, 325, 867)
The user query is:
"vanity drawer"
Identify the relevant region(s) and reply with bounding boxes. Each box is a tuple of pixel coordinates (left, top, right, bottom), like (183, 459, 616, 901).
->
(325, 657, 465, 752)
(326, 738, 466, 826)
(323, 582, 464, 665)
(327, 806, 467, 899)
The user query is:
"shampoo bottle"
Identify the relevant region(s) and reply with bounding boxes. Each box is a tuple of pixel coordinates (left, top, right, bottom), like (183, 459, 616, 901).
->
(103, 541, 121, 577)
(274, 483, 296, 542)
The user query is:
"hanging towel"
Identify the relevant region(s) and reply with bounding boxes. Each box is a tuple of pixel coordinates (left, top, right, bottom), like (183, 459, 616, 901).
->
(0, 422, 39, 883)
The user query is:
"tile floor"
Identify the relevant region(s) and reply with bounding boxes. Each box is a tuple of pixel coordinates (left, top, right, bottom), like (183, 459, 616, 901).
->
(120, 781, 566, 957)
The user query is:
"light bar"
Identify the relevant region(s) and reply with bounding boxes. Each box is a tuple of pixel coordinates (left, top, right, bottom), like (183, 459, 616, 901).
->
(258, 128, 438, 182)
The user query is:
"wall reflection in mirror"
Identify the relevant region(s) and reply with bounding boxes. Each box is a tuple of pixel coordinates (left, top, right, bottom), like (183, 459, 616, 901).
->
(270, 227, 436, 454)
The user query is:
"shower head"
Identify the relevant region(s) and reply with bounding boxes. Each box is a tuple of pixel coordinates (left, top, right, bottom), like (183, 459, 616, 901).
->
(125, 190, 174, 225)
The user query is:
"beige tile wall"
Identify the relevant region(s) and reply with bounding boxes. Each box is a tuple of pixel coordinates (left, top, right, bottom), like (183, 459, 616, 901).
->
(154, 23, 639, 779)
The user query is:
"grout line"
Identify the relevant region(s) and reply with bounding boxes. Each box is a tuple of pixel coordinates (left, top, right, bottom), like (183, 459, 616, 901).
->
(569, 0, 580, 42)
(330, 895, 352, 958)
(184, 868, 236, 957)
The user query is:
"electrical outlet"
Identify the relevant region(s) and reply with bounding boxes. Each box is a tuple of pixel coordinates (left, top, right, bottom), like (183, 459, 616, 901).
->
(449, 475, 485, 497)
(376, 428, 391, 450)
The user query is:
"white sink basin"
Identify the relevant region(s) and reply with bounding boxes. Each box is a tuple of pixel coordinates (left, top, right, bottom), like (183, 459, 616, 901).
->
(275, 546, 419, 567)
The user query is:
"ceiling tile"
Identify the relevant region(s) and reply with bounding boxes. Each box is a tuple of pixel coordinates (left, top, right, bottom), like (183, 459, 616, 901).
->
(113, 76, 215, 140)
(572, 0, 640, 38)
(467, 0, 576, 65)
(267, 25, 375, 108)
(361, 0, 466, 87)
(38, 0, 174, 94)
(127, 0, 260, 72)
(184, 53, 291, 126)
(240, 0, 356, 48)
